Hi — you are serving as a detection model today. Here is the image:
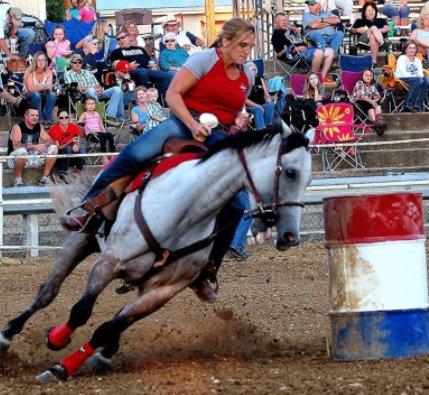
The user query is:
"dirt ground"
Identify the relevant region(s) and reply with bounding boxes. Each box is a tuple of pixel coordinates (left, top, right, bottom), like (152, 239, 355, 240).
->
(1, 243, 429, 394)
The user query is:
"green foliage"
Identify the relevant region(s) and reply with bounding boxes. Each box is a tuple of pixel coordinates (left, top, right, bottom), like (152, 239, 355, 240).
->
(46, 0, 65, 22)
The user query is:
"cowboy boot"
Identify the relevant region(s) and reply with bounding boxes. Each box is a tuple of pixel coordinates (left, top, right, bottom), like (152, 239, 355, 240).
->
(374, 114, 388, 137)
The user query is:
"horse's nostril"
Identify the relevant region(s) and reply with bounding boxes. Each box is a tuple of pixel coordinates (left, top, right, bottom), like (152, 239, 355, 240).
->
(283, 232, 296, 242)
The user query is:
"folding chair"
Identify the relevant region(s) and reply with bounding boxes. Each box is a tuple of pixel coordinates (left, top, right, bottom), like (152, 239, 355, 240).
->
(313, 103, 364, 171)
(338, 54, 373, 72)
(290, 72, 322, 97)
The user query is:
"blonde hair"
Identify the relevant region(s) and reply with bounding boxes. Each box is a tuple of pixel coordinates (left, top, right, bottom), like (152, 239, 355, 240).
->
(211, 17, 255, 48)
(24, 51, 48, 79)
(92, 19, 108, 42)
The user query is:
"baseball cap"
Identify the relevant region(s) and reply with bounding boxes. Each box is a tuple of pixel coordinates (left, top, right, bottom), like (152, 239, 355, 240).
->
(70, 53, 83, 63)
(9, 7, 22, 27)
(306, 0, 319, 5)
(114, 60, 131, 73)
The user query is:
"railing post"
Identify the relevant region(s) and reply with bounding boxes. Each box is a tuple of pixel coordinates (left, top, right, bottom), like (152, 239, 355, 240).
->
(24, 214, 39, 258)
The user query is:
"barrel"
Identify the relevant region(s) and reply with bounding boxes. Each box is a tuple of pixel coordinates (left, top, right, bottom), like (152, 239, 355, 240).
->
(324, 193, 429, 360)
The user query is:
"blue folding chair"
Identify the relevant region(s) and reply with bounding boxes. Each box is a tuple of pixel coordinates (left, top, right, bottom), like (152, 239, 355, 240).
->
(338, 54, 373, 72)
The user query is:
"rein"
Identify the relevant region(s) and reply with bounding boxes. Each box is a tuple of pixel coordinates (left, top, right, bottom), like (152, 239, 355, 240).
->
(133, 135, 305, 271)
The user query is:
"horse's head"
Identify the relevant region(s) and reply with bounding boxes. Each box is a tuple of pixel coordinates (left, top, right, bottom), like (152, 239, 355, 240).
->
(251, 123, 312, 251)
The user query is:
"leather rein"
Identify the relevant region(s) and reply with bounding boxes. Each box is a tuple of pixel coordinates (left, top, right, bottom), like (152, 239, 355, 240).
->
(133, 137, 305, 267)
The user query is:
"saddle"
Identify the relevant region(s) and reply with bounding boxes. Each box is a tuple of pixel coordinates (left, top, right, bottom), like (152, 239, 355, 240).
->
(83, 138, 207, 222)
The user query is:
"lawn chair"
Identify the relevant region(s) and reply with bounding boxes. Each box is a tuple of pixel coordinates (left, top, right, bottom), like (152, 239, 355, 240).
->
(339, 54, 373, 72)
(290, 72, 322, 97)
(313, 103, 364, 171)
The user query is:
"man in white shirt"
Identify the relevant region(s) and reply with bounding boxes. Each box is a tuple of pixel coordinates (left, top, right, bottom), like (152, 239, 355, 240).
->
(0, 3, 35, 58)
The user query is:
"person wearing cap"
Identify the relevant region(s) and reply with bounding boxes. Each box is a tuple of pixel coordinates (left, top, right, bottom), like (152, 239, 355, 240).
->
(160, 14, 205, 54)
(109, 28, 174, 96)
(271, 13, 335, 84)
(64, 53, 126, 127)
(302, 0, 344, 78)
(0, 5, 35, 59)
(159, 32, 189, 72)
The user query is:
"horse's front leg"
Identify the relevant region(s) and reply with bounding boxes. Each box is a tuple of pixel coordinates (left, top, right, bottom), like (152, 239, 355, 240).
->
(45, 252, 119, 351)
(37, 264, 198, 381)
(0, 233, 98, 353)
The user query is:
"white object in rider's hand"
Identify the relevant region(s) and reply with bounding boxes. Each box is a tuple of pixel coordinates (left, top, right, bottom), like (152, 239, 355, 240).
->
(199, 113, 218, 129)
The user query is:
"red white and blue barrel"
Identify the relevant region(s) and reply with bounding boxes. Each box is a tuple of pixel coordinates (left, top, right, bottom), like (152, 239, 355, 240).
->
(324, 193, 429, 360)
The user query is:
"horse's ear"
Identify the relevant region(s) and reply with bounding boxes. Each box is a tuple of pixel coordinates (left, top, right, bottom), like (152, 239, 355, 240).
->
(280, 120, 292, 137)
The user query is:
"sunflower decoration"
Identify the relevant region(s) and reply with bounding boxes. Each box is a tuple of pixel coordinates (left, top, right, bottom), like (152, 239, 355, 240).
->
(318, 105, 350, 139)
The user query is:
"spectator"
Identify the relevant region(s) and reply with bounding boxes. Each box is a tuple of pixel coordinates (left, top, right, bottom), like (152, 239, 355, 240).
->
(271, 13, 335, 84)
(45, 25, 71, 73)
(382, 0, 410, 33)
(110, 29, 174, 96)
(74, 36, 99, 72)
(228, 188, 251, 260)
(351, 2, 389, 67)
(303, 72, 325, 107)
(77, 0, 97, 23)
(351, 68, 388, 135)
(146, 88, 166, 131)
(77, 19, 115, 58)
(302, 0, 345, 58)
(123, 20, 145, 48)
(23, 52, 56, 125)
(65, 0, 80, 20)
(0, 5, 35, 59)
(410, 13, 429, 59)
(319, 0, 354, 24)
(245, 61, 274, 130)
(130, 86, 149, 139)
(7, 108, 58, 187)
(395, 40, 428, 112)
(49, 109, 85, 179)
(64, 53, 125, 126)
(159, 32, 189, 72)
(78, 97, 114, 162)
(160, 14, 205, 54)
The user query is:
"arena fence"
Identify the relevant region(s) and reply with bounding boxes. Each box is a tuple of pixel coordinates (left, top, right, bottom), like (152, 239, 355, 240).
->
(0, 150, 429, 257)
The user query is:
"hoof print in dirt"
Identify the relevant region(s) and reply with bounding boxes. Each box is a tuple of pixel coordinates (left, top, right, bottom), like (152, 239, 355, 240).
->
(85, 352, 112, 374)
(36, 364, 68, 382)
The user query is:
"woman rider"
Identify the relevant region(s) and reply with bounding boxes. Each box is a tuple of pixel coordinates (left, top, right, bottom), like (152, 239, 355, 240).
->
(60, 17, 256, 301)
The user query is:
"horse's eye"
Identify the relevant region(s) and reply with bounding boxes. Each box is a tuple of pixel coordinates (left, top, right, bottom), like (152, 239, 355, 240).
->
(285, 169, 297, 180)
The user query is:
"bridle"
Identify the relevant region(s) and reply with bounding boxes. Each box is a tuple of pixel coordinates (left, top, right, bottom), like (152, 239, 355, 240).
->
(237, 137, 305, 228)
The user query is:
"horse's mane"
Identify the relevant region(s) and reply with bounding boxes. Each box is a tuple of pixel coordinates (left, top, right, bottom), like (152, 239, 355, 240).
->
(200, 125, 309, 162)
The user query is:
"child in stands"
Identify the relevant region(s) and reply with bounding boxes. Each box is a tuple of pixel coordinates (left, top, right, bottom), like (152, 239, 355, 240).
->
(146, 88, 167, 131)
(303, 72, 325, 107)
(78, 97, 115, 163)
(77, 0, 97, 23)
(351, 67, 388, 135)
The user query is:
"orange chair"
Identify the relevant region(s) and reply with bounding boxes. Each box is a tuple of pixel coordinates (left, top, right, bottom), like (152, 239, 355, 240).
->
(314, 103, 364, 171)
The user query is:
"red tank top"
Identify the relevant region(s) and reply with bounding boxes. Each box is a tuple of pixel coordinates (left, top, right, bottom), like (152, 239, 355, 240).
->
(184, 52, 249, 126)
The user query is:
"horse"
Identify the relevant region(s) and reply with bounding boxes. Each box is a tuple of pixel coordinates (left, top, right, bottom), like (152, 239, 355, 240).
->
(0, 124, 311, 381)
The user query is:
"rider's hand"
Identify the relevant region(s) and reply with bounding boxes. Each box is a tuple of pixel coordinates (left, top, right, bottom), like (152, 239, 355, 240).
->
(190, 121, 211, 142)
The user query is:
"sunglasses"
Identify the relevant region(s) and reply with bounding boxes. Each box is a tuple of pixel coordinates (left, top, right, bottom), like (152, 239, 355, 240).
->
(72, 61, 83, 64)
(117, 35, 128, 40)
(165, 39, 176, 43)
(90, 41, 100, 45)
(58, 116, 69, 119)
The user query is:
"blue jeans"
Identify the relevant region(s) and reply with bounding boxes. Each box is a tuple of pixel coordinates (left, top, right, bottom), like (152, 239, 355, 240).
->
(26, 91, 56, 122)
(249, 102, 275, 130)
(85, 115, 228, 199)
(400, 77, 428, 109)
(87, 86, 125, 121)
(57, 145, 86, 173)
(17, 27, 35, 58)
(307, 30, 344, 54)
(382, 5, 410, 20)
(230, 189, 251, 254)
(130, 68, 175, 95)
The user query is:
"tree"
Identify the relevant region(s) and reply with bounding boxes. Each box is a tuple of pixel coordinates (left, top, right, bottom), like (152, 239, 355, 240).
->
(47, 0, 65, 22)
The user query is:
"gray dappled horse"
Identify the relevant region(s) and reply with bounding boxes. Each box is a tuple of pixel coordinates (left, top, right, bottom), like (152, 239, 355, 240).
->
(0, 124, 312, 381)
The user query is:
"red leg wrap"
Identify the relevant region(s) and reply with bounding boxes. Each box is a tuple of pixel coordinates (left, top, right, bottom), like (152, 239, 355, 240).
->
(60, 342, 95, 376)
(49, 322, 75, 348)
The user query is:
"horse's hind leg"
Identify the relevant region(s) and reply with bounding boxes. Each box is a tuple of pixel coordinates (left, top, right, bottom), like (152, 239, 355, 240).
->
(45, 253, 119, 351)
(38, 278, 192, 381)
(0, 233, 98, 352)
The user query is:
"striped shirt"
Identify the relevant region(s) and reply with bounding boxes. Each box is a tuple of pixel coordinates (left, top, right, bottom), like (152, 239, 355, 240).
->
(64, 69, 99, 89)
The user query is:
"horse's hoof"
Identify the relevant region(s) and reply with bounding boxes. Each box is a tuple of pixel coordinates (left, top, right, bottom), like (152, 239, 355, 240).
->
(36, 364, 68, 382)
(85, 352, 112, 374)
(45, 327, 71, 351)
(0, 332, 11, 354)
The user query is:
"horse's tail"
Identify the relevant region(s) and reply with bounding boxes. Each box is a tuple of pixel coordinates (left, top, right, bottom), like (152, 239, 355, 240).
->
(50, 173, 93, 216)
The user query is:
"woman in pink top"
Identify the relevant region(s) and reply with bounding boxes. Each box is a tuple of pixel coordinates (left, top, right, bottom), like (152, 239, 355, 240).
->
(78, 0, 97, 23)
(45, 25, 71, 72)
